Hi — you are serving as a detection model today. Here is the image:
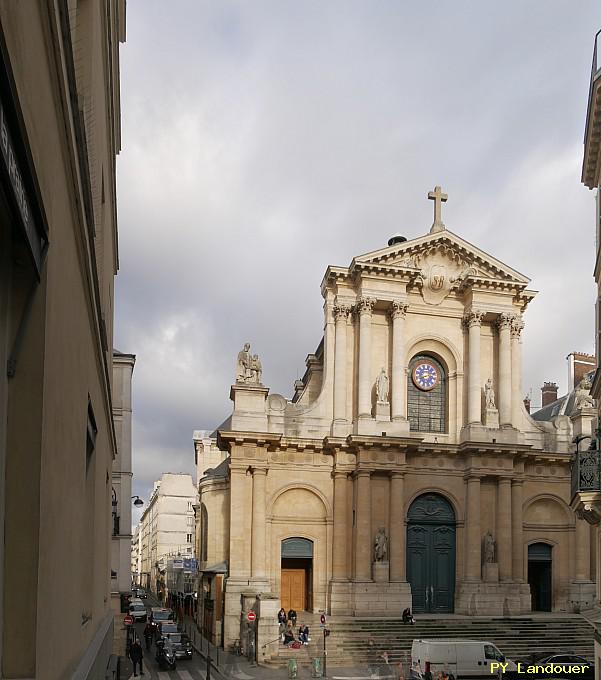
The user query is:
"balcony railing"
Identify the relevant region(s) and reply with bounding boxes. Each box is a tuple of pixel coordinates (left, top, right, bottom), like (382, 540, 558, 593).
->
(571, 444, 601, 500)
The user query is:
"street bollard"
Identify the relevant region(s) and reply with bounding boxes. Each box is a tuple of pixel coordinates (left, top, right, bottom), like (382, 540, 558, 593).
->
(311, 656, 323, 678)
(288, 658, 298, 679)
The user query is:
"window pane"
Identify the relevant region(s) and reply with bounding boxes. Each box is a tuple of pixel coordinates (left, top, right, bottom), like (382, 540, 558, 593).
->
(408, 355, 446, 433)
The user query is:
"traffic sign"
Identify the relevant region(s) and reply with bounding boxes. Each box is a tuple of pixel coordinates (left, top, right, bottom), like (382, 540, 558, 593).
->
(247, 610, 256, 622)
(124, 614, 134, 625)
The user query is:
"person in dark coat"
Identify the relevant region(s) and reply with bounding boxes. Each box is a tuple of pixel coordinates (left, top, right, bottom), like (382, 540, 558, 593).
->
(143, 623, 153, 650)
(129, 638, 145, 676)
(278, 607, 287, 624)
(287, 608, 297, 626)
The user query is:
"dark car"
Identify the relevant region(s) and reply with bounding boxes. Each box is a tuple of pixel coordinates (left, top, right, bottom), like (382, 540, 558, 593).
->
(532, 655, 593, 680)
(164, 632, 193, 659)
(134, 587, 147, 599)
(150, 607, 174, 639)
(157, 620, 179, 640)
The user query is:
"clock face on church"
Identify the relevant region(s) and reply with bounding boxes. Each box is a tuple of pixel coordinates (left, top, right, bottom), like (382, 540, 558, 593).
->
(412, 361, 438, 391)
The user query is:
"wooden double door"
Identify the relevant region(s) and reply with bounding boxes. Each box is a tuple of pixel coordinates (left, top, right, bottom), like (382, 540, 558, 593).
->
(281, 558, 312, 611)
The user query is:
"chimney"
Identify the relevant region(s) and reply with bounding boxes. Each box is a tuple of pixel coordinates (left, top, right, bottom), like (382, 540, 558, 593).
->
(523, 395, 531, 414)
(541, 382, 558, 407)
(567, 352, 596, 390)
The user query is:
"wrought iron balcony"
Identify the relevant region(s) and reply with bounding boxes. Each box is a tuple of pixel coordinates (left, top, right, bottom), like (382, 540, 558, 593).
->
(571, 430, 601, 524)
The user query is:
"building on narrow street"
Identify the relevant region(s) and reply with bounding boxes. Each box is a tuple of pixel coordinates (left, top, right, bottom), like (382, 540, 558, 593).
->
(196, 188, 596, 657)
(0, 2, 126, 678)
(138, 473, 197, 597)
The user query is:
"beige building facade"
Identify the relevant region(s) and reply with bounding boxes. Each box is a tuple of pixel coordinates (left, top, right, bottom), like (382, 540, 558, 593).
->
(137, 473, 197, 596)
(0, 2, 126, 678)
(198, 191, 596, 655)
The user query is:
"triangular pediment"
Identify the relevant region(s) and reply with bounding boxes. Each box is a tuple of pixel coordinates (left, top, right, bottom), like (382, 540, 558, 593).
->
(353, 230, 530, 285)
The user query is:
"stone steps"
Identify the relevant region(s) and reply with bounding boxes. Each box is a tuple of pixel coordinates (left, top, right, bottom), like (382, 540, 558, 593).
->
(265, 616, 595, 667)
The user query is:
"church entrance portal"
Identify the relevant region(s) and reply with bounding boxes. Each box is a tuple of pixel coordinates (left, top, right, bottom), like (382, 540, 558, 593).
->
(528, 543, 552, 612)
(281, 538, 313, 612)
(407, 493, 456, 613)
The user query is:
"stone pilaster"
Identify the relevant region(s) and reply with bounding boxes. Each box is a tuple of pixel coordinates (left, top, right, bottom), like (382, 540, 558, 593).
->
(497, 478, 512, 581)
(510, 317, 524, 428)
(511, 480, 524, 582)
(333, 302, 351, 434)
(389, 472, 406, 581)
(332, 471, 349, 580)
(497, 313, 513, 427)
(251, 468, 267, 579)
(229, 466, 252, 580)
(464, 310, 484, 425)
(390, 301, 408, 422)
(465, 475, 481, 580)
(354, 470, 372, 581)
(575, 516, 591, 581)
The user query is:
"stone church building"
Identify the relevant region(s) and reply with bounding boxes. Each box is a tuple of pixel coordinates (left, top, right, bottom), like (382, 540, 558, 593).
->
(196, 189, 596, 651)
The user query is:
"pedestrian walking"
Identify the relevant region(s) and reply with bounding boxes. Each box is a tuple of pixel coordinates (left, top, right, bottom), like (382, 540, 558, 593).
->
(129, 638, 145, 676)
(143, 622, 153, 650)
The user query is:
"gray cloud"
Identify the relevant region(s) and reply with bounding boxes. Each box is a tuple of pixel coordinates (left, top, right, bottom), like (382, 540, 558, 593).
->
(116, 1, 601, 520)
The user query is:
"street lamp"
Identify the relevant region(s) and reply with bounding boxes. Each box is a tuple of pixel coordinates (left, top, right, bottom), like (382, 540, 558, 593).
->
(132, 495, 144, 507)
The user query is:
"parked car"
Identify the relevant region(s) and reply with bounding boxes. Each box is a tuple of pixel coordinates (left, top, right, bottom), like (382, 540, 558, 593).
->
(155, 638, 177, 670)
(164, 632, 193, 659)
(135, 587, 147, 599)
(411, 639, 517, 679)
(529, 655, 593, 680)
(128, 601, 147, 623)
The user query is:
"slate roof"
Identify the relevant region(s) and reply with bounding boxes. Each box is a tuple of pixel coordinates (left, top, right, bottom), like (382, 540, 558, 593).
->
(531, 369, 595, 422)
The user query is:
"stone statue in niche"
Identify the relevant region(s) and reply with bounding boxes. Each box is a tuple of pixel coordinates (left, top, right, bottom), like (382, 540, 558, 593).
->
(485, 378, 496, 409)
(374, 527, 388, 562)
(236, 343, 262, 384)
(483, 530, 495, 564)
(375, 368, 389, 404)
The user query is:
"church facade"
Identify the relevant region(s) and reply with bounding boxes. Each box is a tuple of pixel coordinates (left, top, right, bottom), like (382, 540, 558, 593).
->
(196, 190, 596, 651)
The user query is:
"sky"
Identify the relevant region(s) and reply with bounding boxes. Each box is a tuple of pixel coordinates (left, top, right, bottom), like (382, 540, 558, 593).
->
(115, 1, 601, 526)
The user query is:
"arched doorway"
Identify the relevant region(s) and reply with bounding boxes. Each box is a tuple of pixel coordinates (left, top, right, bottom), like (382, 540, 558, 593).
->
(281, 538, 313, 612)
(528, 543, 552, 612)
(407, 493, 456, 613)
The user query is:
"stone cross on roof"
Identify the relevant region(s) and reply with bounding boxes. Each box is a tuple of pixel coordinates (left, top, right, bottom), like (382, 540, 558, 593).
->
(428, 185, 448, 234)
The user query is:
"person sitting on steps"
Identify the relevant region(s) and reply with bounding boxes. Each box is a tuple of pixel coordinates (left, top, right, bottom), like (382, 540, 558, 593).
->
(402, 607, 415, 624)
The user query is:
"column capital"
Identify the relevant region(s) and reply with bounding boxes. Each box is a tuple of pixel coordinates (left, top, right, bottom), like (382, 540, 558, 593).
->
(389, 300, 409, 320)
(333, 302, 352, 321)
(498, 476, 512, 485)
(354, 469, 372, 479)
(462, 309, 485, 328)
(510, 316, 524, 339)
(496, 312, 515, 331)
(251, 467, 268, 476)
(389, 470, 405, 480)
(332, 470, 349, 480)
(356, 296, 376, 315)
(511, 478, 524, 487)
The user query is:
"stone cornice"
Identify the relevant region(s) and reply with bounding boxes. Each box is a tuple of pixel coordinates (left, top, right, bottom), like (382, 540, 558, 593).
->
(216, 430, 282, 451)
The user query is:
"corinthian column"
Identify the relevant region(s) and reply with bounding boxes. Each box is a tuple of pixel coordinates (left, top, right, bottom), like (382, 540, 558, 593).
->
(251, 467, 267, 579)
(333, 303, 351, 425)
(464, 310, 484, 425)
(497, 313, 513, 427)
(354, 470, 372, 581)
(390, 301, 409, 421)
(358, 297, 376, 419)
(511, 317, 524, 428)
(332, 471, 349, 580)
(465, 475, 481, 580)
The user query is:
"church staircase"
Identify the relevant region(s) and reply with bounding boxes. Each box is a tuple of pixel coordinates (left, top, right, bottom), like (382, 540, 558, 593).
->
(264, 615, 595, 668)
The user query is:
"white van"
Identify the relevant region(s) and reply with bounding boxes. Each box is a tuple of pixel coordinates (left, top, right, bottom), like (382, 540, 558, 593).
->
(411, 639, 517, 679)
